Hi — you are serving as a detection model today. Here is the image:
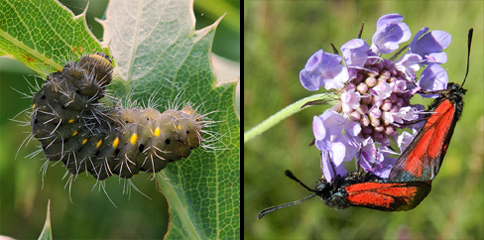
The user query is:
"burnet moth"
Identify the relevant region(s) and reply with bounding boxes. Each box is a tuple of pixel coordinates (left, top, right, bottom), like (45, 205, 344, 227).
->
(258, 28, 473, 219)
(388, 30, 473, 182)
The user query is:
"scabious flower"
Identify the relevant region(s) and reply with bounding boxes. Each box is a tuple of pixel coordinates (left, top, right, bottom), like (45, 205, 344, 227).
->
(300, 13, 451, 181)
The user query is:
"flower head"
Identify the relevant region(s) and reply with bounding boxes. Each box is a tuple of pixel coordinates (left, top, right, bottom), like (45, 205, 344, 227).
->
(299, 13, 451, 180)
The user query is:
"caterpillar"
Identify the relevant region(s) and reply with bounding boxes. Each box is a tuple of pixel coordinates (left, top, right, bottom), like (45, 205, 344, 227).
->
(31, 53, 205, 180)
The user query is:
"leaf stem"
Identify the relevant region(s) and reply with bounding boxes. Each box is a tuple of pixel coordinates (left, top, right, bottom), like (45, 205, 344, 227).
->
(244, 93, 338, 143)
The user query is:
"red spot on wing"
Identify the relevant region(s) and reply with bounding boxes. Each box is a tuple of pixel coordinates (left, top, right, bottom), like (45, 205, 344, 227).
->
(346, 182, 416, 208)
(425, 101, 456, 158)
(345, 181, 431, 211)
(390, 99, 457, 181)
(344, 181, 432, 211)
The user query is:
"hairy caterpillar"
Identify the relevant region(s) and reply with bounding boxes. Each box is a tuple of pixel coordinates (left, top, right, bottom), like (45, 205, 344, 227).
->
(31, 53, 205, 180)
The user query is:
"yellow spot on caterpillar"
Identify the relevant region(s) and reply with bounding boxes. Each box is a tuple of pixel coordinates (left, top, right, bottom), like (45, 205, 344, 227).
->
(154, 127, 161, 136)
(96, 139, 103, 148)
(177, 125, 182, 130)
(72, 131, 78, 136)
(32, 104, 36, 110)
(113, 137, 119, 148)
(82, 138, 88, 145)
(130, 134, 137, 145)
(68, 119, 74, 124)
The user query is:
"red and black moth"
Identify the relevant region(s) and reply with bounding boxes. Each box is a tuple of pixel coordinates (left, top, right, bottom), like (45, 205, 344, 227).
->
(258, 170, 431, 219)
(389, 29, 473, 183)
(258, 28, 473, 219)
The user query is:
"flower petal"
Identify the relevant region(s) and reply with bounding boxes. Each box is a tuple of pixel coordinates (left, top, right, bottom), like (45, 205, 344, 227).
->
(341, 39, 370, 68)
(321, 151, 347, 182)
(417, 64, 449, 97)
(410, 28, 451, 64)
(299, 50, 349, 91)
(313, 115, 326, 141)
(425, 52, 448, 64)
(396, 131, 416, 152)
(371, 156, 398, 178)
(341, 88, 361, 113)
(372, 81, 393, 100)
(376, 13, 404, 29)
(371, 14, 411, 54)
(344, 119, 362, 137)
(331, 141, 347, 166)
(313, 111, 347, 151)
(394, 53, 423, 76)
(359, 138, 377, 170)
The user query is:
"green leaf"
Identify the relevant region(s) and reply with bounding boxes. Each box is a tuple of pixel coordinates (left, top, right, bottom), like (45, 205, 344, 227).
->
(0, 0, 105, 76)
(100, 0, 240, 239)
(37, 200, 53, 240)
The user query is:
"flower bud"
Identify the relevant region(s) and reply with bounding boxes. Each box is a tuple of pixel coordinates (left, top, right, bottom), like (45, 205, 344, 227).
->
(365, 76, 377, 87)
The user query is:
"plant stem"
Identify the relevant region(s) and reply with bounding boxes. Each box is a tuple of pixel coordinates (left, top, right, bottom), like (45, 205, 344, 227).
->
(244, 93, 338, 142)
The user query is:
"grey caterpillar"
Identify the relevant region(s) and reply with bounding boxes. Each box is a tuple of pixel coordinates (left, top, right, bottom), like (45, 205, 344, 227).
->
(31, 53, 204, 180)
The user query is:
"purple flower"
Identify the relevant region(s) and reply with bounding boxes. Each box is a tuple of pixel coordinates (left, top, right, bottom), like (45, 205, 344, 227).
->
(341, 88, 361, 113)
(313, 111, 361, 181)
(394, 53, 422, 79)
(410, 28, 451, 64)
(300, 50, 349, 91)
(359, 138, 398, 178)
(341, 39, 370, 68)
(395, 130, 418, 153)
(299, 13, 452, 180)
(418, 63, 449, 94)
(371, 13, 411, 54)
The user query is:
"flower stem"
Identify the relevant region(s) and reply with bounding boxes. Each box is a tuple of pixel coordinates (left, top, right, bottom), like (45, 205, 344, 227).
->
(244, 93, 338, 143)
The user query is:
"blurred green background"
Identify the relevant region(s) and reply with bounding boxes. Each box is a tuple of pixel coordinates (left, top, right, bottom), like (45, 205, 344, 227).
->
(245, 1, 483, 240)
(0, 0, 239, 239)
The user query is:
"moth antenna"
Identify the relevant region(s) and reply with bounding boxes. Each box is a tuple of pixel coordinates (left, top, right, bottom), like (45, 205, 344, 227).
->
(257, 170, 318, 219)
(258, 193, 317, 219)
(462, 28, 473, 86)
(284, 170, 316, 192)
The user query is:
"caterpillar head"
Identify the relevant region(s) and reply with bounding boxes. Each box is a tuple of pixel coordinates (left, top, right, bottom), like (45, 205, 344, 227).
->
(62, 52, 113, 99)
(179, 106, 203, 149)
(77, 53, 113, 85)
